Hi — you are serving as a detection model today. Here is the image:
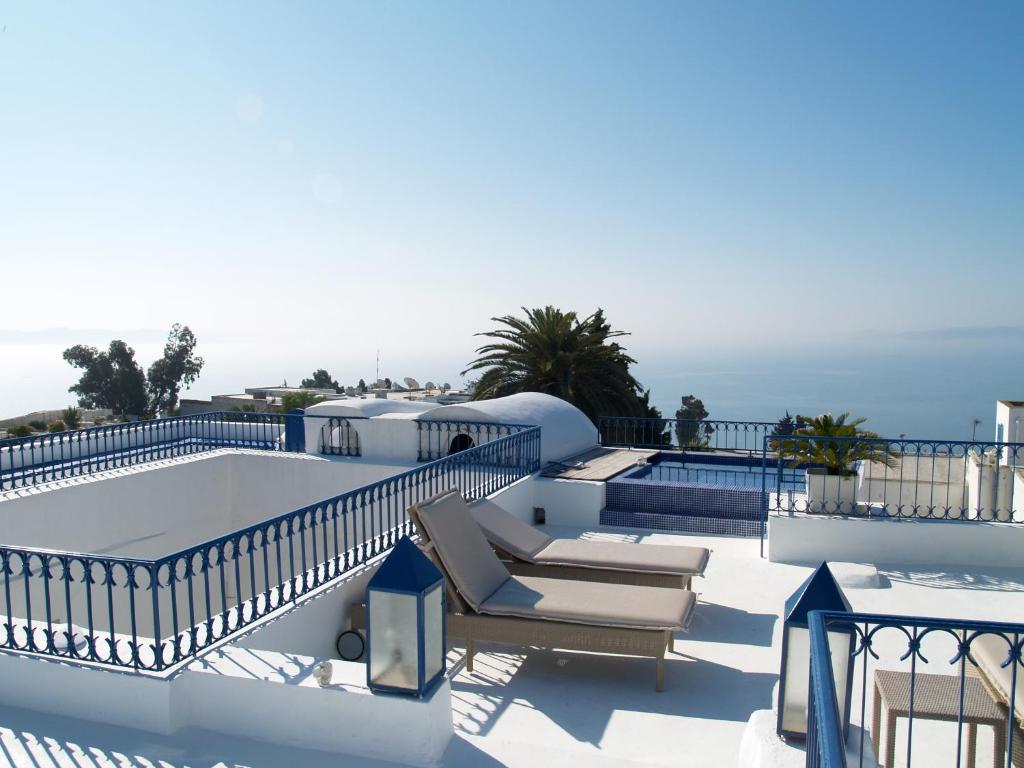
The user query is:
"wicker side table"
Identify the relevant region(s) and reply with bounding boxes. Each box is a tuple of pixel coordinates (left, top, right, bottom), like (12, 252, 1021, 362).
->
(872, 668, 1006, 768)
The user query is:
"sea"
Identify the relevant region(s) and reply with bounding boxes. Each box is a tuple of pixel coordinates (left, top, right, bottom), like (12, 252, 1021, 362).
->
(3, 329, 1022, 442)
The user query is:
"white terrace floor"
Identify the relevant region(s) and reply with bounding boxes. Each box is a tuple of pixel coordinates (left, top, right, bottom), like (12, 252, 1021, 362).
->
(3, 525, 1024, 768)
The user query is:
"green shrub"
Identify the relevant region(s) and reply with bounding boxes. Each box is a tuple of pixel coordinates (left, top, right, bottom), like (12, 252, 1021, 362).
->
(61, 407, 82, 428)
(280, 391, 326, 411)
(47, 420, 67, 432)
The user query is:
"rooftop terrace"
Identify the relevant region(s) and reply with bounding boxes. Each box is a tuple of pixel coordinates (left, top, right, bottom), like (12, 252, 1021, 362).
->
(1, 396, 1023, 767)
(2, 526, 1023, 767)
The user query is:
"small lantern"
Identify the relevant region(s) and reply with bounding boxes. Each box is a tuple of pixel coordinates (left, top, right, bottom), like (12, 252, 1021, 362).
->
(366, 536, 446, 697)
(777, 562, 854, 741)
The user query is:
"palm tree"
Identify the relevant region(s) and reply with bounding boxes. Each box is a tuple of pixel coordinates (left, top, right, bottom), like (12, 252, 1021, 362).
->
(775, 412, 897, 476)
(463, 306, 653, 423)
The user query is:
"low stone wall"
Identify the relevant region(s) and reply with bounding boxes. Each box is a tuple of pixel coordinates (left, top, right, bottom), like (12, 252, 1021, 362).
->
(768, 512, 1024, 568)
(0, 643, 452, 766)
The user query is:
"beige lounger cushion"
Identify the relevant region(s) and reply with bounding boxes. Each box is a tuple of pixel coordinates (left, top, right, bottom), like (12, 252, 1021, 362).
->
(535, 539, 710, 576)
(470, 498, 552, 558)
(416, 490, 511, 611)
(481, 575, 695, 631)
(972, 633, 1024, 719)
(470, 497, 709, 576)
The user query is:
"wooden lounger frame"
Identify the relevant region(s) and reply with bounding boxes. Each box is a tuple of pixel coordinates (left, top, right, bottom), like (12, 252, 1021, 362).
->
(491, 543, 693, 590)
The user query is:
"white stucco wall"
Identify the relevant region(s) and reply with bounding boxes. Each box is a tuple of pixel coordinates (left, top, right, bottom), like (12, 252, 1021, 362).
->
(0, 451, 415, 646)
(0, 646, 453, 766)
(533, 476, 606, 527)
(996, 401, 1024, 457)
(769, 513, 1024, 568)
(0, 451, 413, 555)
(467, 474, 605, 528)
(964, 453, 1018, 521)
(475, 475, 536, 523)
(238, 560, 380, 658)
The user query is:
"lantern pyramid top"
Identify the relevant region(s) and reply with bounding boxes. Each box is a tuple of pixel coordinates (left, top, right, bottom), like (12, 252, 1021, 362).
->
(783, 561, 852, 627)
(368, 536, 444, 592)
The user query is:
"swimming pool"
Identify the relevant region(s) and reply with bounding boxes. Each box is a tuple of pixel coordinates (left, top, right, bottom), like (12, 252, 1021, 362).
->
(639, 459, 805, 490)
(603, 452, 804, 537)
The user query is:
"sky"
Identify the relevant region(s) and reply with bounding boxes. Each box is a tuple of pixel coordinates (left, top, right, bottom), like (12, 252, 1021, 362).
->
(1, 2, 1022, 418)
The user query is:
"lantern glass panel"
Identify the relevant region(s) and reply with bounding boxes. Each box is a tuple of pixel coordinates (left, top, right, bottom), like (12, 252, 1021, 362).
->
(780, 626, 852, 735)
(423, 583, 444, 683)
(369, 591, 419, 690)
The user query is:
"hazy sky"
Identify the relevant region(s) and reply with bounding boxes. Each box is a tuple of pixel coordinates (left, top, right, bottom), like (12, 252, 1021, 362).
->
(1, 2, 1022, 412)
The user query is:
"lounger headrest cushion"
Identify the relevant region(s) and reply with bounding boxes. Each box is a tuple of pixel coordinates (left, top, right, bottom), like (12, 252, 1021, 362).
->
(469, 499, 552, 560)
(414, 490, 510, 611)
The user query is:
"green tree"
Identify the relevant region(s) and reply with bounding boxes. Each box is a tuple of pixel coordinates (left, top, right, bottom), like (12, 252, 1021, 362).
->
(280, 391, 325, 411)
(47, 420, 67, 432)
(463, 306, 653, 423)
(147, 324, 204, 416)
(383, 377, 393, 389)
(63, 340, 148, 416)
(61, 407, 81, 428)
(675, 395, 711, 447)
(776, 412, 897, 476)
(774, 411, 798, 437)
(301, 369, 341, 392)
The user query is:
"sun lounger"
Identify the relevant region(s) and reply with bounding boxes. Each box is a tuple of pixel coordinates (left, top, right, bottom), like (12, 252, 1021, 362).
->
(967, 633, 1024, 757)
(408, 488, 695, 690)
(469, 496, 710, 589)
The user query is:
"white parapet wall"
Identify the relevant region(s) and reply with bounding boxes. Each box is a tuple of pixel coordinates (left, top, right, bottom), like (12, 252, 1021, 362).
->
(0, 646, 453, 766)
(769, 512, 1024, 568)
(479, 474, 606, 528)
(0, 451, 416, 654)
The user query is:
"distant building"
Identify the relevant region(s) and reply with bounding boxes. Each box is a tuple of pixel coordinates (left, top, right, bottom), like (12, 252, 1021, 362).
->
(179, 386, 346, 415)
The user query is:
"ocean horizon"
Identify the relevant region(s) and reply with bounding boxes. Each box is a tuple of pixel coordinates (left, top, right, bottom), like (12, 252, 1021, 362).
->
(3, 329, 1022, 443)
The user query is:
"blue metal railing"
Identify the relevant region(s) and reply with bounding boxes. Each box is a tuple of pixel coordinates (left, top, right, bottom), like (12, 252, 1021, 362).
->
(763, 434, 1024, 522)
(0, 412, 289, 491)
(807, 610, 1024, 768)
(415, 419, 534, 461)
(0, 426, 541, 673)
(598, 417, 778, 455)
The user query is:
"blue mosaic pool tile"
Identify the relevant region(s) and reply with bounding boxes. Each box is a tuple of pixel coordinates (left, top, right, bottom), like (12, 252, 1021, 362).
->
(605, 467, 765, 537)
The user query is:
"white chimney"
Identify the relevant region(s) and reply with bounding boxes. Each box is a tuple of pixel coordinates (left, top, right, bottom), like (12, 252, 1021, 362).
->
(995, 400, 1024, 466)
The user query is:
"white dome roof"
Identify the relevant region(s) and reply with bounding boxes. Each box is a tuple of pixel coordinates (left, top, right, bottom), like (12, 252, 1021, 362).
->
(420, 392, 598, 463)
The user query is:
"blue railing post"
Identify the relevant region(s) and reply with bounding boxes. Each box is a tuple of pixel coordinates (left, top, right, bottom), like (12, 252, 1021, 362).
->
(761, 435, 769, 558)
(284, 409, 305, 453)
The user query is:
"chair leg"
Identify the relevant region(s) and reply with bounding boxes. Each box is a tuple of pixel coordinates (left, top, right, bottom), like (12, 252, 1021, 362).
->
(466, 639, 475, 673)
(872, 685, 882, 762)
(656, 633, 667, 692)
(992, 723, 1005, 768)
(886, 712, 898, 768)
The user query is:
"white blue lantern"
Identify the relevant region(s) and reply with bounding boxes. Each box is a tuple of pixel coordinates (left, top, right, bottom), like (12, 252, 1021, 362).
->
(777, 561, 854, 740)
(366, 536, 446, 697)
